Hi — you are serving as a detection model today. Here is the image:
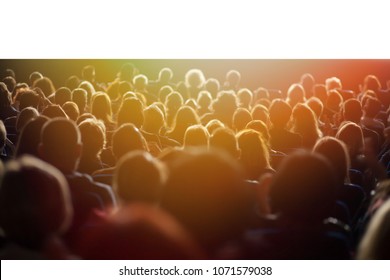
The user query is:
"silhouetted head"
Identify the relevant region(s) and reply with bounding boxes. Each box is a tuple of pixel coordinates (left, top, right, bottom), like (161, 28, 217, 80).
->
(342, 98, 362, 123)
(112, 124, 147, 161)
(82, 65, 95, 83)
(55, 87, 72, 107)
(78, 119, 105, 158)
(117, 97, 144, 128)
(233, 108, 252, 132)
(336, 122, 364, 157)
(209, 127, 240, 159)
(183, 124, 209, 148)
(269, 99, 292, 128)
(72, 88, 88, 114)
(91, 93, 112, 123)
(32, 77, 55, 97)
(0, 156, 72, 249)
(114, 151, 166, 204)
(62, 101, 80, 122)
(143, 104, 165, 134)
(313, 136, 350, 185)
(29, 72, 43, 86)
(16, 107, 39, 132)
(39, 118, 82, 173)
(269, 151, 337, 223)
(158, 67, 173, 83)
(161, 148, 249, 250)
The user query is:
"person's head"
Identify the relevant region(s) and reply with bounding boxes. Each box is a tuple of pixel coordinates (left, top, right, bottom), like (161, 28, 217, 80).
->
(158, 67, 173, 83)
(237, 88, 253, 109)
(269, 151, 337, 223)
(313, 136, 351, 185)
(362, 75, 381, 93)
(133, 74, 148, 92)
(112, 123, 147, 161)
(225, 70, 241, 89)
(236, 129, 271, 180)
(165, 91, 184, 112)
(205, 78, 220, 98)
(209, 127, 240, 159)
(232, 108, 252, 132)
(246, 120, 270, 144)
(72, 88, 88, 114)
(117, 97, 144, 128)
(313, 84, 328, 105)
(158, 85, 173, 104)
(291, 103, 321, 141)
(15, 116, 49, 158)
(29, 71, 43, 86)
(66, 75, 81, 91)
(54, 87, 72, 107)
(306, 97, 323, 120)
(143, 104, 165, 134)
(114, 151, 166, 204)
(74, 203, 203, 259)
(205, 119, 225, 135)
(169, 106, 200, 137)
(82, 65, 95, 83)
(363, 96, 382, 118)
(3, 69, 15, 79)
(358, 199, 390, 259)
(32, 77, 55, 97)
(342, 98, 363, 123)
(212, 91, 238, 126)
(196, 91, 212, 110)
(286, 83, 305, 107)
(18, 90, 40, 110)
(2, 76, 16, 93)
(62, 101, 80, 122)
(118, 63, 135, 82)
(78, 119, 105, 159)
(336, 122, 365, 157)
(161, 148, 249, 250)
(325, 77, 342, 92)
(39, 118, 82, 173)
(91, 92, 112, 123)
(0, 120, 6, 152)
(183, 125, 209, 148)
(269, 99, 292, 128)
(300, 73, 315, 98)
(79, 81, 96, 105)
(185, 69, 205, 89)
(326, 90, 343, 113)
(16, 107, 39, 132)
(0, 82, 12, 108)
(41, 104, 68, 119)
(0, 156, 72, 249)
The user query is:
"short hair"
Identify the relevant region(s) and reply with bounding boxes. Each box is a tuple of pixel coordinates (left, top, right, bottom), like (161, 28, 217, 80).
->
(82, 65, 95, 81)
(287, 83, 306, 106)
(160, 148, 249, 248)
(72, 88, 88, 113)
(42, 104, 68, 119)
(158, 85, 174, 103)
(79, 119, 105, 157)
(205, 119, 225, 135)
(114, 151, 166, 204)
(158, 67, 173, 82)
(18, 90, 40, 110)
(0, 155, 72, 247)
(326, 90, 343, 113)
(251, 104, 269, 123)
(183, 125, 209, 148)
(29, 71, 43, 85)
(325, 77, 342, 92)
(269, 99, 292, 127)
(40, 118, 81, 168)
(197, 91, 212, 108)
(205, 78, 220, 98)
(2, 76, 16, 93)
(133, 74, 148, 89)
(342, 99, 362, 123)
(62, 101, 80, 121)
(16, 107, 39, 132)
(55, 87, 72, 106)
(306, 97, 323, 119)
(237, 88, 253, 108)
(363, 96, 382, 118)
(336, 122, 364, 157)
(185, 69, 205, 88)
(225, 70, 241, 87)
(112, 124, 147, 160)
(233, 108, 252, 132)
(15, 116, 49, 158)
(269, 151, 337, 222)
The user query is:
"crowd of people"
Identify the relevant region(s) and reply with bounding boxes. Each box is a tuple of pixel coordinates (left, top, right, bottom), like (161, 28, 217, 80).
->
(0, 63, 389, 259)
